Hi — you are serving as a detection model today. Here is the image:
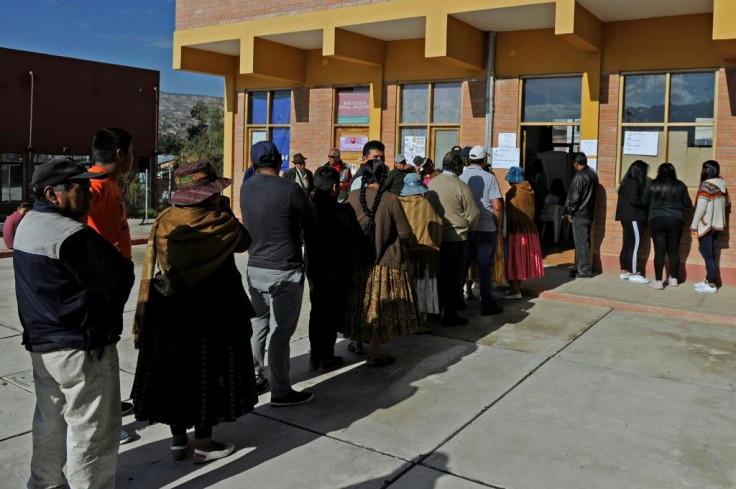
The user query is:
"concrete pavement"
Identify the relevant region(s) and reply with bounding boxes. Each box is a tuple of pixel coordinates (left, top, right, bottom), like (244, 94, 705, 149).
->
(0, 221, 734, 488)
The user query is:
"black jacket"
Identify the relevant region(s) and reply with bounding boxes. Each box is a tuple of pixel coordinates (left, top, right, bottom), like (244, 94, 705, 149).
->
(13, 202, 134, 352)
(615, 179, 648, 222)
(282, 167, 314, 195)
(564, 166, 598, 220)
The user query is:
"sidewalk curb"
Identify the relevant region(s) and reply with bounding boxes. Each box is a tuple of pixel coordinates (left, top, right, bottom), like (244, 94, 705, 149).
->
(538, 290, 736, 327)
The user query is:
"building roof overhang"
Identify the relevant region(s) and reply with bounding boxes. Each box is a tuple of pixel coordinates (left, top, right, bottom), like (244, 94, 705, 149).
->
(172, 0, 736, 85)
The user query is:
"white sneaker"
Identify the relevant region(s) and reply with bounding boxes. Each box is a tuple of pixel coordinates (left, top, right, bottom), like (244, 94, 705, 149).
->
(693, 280, 708, 289)
(619, 272, 631, 280)
(695, 282, 717, 294)
(648, 280, 664, 290)
(628, 273, 650, 284)
(667, 277, 678, 287)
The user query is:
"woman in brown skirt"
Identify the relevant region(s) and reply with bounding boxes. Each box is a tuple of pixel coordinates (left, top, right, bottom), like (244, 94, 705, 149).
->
(345, 146, 420, 366)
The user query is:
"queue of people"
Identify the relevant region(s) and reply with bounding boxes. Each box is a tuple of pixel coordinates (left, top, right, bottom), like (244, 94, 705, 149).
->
(10, 130, 729, 487)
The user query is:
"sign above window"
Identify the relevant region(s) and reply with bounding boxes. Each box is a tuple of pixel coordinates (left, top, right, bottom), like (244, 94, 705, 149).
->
(337, 88, 370, 124)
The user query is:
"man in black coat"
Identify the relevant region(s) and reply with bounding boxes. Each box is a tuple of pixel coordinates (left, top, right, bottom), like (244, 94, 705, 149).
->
(282, 152, 314, 196)
(564, 152, 599, 278)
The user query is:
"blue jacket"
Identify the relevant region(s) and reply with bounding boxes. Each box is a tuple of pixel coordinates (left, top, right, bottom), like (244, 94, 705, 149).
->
(13, 202, 135, 352)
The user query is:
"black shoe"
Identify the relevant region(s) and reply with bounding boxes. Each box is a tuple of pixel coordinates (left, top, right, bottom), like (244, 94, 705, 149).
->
(255, 377, 270, 395)
(575, 274, 593, 279)
(464, 290, 475, 301)
(481, 304, 503, 316)
(455, 301, 467, 311)
(441, 314, 469, 326)
(271, 390, 314, 407)
(318, 356, 345, 372)
(309, 358, 320, 371)
(121, 401, 134, 416)
(425, 313, 441, 323)
(569, 269, 578, 278)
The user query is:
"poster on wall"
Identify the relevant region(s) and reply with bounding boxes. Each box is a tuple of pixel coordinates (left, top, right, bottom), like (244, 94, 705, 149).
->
(623, 131, 658, 156)
(580, 139, 598, 156)
(491, 147, 519, 169)
(337, 91, 370, 124)
(339, 135, 368, 152)
(498, 132, 517, 148)
(403, 136, 426, 161)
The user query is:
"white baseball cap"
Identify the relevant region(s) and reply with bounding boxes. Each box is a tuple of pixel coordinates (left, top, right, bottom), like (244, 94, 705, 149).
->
(469, 145, 488, 160)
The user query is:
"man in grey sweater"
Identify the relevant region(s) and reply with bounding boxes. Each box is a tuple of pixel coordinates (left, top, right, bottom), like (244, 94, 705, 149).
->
(240, 141, 317, 406)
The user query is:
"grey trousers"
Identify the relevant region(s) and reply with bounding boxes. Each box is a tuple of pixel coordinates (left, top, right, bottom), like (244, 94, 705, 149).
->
(247, 266, 305, 398)
(572, 217, 593, 276)
(29, 344, 122, 489)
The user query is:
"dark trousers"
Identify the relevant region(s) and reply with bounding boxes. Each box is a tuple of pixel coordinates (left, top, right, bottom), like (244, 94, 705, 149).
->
(572, 217, 593, 276)
(619, 221, 643, 274)
(465, 231, 498, 307)
(439, 241, 467, 315)
(698, 230, 720, 283)
(308, 278, 344, 362)
(650, 216, 683, 281)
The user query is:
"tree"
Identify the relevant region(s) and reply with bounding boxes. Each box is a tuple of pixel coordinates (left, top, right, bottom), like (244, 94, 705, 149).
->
(158, 133, 183, 154)
(179, 101, 224, 173)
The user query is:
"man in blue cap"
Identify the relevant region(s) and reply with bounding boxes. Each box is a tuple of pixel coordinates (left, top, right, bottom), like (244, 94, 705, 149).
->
(240, 141, 317, 407)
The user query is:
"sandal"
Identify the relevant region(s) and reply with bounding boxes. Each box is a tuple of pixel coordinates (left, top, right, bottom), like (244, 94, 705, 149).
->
(192, 442, 235, 464)
(347, 342, 365, 355)
(170, 443, 189, 461)
(366, 355, 395, 367)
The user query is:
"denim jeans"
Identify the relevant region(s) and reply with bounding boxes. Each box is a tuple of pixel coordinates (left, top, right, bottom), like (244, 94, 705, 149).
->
(699, 230, 720, 283)
(465, 231, 497, 307)
(571, 217, 592, 276)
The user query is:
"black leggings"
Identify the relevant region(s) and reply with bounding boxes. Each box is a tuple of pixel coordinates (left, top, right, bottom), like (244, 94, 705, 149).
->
(649, 216, 683, 281)
(619, 221, 643, 274)
(171, 424, 212, 440)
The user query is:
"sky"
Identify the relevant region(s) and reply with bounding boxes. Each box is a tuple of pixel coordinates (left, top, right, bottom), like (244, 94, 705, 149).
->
(0, 0, 224, 97)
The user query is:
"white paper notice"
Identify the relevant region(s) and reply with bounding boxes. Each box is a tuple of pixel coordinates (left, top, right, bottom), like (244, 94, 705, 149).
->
(587, 158, 597, 172)
(491, 147, 520, 169)
(403, 136, 426, 161)
(580, 139, 598, 156)
(623, 131, 659, 156)
(498, 132, 517, 148)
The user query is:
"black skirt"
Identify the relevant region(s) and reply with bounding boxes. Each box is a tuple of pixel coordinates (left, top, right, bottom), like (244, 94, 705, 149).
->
(131, 257, 257, 429)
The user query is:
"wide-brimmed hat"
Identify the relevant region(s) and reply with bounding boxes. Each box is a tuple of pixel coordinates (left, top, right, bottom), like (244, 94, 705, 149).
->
(505, 166, 525, 183)
(293, 153, 307, 165)
(399, 172, 427, 197)
(169, 160, 231, 206)
(31, 156, 106, 188)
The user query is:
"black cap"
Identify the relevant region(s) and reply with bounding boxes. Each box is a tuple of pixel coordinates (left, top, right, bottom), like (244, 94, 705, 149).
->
(31, 157, 106, 188)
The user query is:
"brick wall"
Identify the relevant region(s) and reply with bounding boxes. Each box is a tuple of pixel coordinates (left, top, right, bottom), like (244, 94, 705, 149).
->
(176, 0, 392, 30)
(714, 68, 736, 274)
(232, 90, 246, 218)
(491, 77, 520, 194)
(291, 86, 334, 173)
(460, 79, 487, 148)
(381, 84, 397, 161)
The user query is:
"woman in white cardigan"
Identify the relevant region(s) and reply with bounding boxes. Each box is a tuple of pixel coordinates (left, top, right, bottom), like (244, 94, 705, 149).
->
(690, 160, 729, 293)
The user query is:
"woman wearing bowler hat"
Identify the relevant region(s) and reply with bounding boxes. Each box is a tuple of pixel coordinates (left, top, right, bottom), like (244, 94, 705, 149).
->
(131, 160, 257, 464)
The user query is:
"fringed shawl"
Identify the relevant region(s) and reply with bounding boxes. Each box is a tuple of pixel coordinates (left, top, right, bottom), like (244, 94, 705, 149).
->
(133, 205, 250, 346)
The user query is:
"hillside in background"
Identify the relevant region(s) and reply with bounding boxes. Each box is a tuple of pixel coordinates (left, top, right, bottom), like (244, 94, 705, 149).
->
(159, 92, 223, 138)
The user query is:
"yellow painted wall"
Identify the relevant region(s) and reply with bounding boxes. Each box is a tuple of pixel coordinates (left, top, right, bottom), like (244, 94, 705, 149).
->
(602, 14, 723, 72)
